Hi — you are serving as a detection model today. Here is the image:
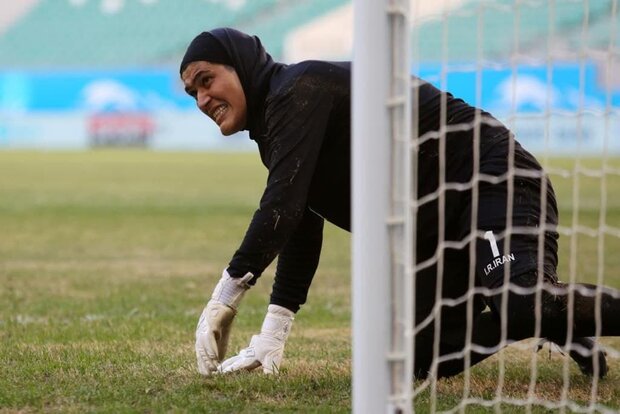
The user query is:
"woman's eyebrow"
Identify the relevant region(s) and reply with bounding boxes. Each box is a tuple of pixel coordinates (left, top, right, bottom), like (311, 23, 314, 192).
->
(184, 69, 213, 94)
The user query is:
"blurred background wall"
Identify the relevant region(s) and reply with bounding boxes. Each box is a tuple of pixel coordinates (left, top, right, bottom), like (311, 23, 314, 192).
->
(0, 0, 617, 153)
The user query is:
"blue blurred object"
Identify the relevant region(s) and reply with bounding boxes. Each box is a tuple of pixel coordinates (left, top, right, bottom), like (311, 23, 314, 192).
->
(1, 63, 618, 113)
(0, 69, 191, 112)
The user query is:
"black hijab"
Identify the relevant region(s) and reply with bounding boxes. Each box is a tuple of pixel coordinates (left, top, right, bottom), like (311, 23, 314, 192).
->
(180, 28, 282, 134)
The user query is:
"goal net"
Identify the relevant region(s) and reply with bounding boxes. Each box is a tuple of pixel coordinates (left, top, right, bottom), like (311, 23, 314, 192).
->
(353, 0, 620, 412)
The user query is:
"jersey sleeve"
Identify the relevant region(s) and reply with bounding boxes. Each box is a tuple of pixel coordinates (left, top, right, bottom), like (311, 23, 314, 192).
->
(227, 77, 333, 284)
(270, 208, 324, 312)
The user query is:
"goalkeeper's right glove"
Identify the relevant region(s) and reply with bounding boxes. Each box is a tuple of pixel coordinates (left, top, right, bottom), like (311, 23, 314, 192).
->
(220, 304, 294, 374)
(195, 269, 253, 376)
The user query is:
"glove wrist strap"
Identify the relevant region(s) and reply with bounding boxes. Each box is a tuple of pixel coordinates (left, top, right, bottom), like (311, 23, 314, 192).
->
(261, 304, 294, 342)
(211, 269, 253, 309)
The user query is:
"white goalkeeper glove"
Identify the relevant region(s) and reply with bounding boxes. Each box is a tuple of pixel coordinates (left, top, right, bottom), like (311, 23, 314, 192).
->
(220, 304, 294, 374)
(195, 269, 253, 376)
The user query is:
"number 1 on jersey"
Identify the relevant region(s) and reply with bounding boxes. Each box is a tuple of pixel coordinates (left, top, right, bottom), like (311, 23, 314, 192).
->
(484, 230, 500, 258)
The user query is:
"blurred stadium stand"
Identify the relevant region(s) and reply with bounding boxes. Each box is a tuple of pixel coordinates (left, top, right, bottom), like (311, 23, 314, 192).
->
(0, 0, 351, 150)
(414, 0, 619, 62)
(0, 0, 349, 68)
(0, 0, 617, 152)
(1, 0, 616, 72)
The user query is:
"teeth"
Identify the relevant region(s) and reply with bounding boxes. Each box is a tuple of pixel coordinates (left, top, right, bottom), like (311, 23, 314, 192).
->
(213, 105, 227, 122)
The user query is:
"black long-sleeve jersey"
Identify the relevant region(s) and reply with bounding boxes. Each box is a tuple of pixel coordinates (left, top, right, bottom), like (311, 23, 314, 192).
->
(226, 60, 520, 312)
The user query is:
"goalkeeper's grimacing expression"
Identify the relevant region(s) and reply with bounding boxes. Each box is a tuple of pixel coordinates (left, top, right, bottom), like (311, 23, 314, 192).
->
(182, 61, 247, 136)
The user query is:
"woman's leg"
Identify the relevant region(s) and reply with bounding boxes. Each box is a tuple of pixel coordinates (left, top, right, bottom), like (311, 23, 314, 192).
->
(414, 311, 502, 379)
(488, 272, 620, 342)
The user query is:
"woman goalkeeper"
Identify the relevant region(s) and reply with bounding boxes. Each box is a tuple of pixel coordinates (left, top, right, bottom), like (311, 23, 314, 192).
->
(180, 27, 617, 379)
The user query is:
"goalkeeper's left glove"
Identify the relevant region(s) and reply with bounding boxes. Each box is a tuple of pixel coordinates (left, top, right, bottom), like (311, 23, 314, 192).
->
(195, 269, 253, 376)
(220, 304, 294, 374)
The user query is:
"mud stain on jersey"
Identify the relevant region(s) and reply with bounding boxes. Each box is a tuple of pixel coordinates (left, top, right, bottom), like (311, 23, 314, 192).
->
(289, 158, 301, 184)
(273, 210, 281, 230)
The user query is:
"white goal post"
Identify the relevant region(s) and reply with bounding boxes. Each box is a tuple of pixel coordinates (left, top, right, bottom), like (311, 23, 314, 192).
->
(352, 0, 412, 413)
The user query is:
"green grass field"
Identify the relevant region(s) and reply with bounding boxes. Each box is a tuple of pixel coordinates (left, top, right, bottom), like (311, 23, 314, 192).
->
(1, 151, 619, 413)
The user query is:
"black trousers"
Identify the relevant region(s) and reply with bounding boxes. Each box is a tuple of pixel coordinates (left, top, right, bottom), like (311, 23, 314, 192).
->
(413, 143, 620, 379)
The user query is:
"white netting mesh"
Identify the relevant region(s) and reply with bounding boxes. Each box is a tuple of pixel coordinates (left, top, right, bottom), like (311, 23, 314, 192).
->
(403, 0, 620, 412)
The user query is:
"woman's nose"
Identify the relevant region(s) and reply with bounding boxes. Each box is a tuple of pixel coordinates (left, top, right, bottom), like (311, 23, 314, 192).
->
(197, 90, 211, 113)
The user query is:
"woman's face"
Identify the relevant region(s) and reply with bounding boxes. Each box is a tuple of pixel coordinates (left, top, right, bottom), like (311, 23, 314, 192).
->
(182, 61, 247, 136)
